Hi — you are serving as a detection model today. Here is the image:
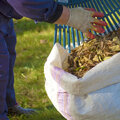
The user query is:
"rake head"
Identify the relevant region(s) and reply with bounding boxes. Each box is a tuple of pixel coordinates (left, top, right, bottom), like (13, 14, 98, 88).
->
(54, 0, 120, 52)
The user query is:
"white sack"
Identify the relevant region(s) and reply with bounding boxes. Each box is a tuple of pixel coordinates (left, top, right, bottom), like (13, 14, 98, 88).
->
(44, 43, 120, 120)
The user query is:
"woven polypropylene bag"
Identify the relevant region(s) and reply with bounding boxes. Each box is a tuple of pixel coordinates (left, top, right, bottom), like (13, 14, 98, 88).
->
(44, 43, 120, 120)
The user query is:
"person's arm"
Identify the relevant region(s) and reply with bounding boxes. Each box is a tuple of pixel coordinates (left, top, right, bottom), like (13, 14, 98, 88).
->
(55, 7, 107, 39)
(7, 0, 64, 23)
(7, 0, 107, 39)
(54, 6, 70, 25)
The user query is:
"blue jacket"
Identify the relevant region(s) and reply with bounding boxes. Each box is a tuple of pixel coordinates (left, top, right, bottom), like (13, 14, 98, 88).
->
(0, 0, 22, 19)
(1, 0, 63, 23)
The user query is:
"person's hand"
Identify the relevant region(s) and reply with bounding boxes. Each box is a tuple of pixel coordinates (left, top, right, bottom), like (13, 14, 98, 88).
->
(66, 7, 107, 39)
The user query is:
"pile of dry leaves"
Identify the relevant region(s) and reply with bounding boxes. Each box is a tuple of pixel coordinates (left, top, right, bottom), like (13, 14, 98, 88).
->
(65, 29, 120, 78)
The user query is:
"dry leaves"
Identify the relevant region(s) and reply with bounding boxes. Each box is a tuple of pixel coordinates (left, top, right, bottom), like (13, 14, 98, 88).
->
(65, 29, 120, 78)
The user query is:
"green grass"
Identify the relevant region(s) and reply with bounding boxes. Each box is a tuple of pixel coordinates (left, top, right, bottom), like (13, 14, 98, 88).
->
(9, 18, 66, 120)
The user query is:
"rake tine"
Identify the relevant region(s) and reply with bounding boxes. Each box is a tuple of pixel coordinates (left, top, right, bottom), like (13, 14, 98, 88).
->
(71, 27, 75, 48)
(67, 26, 71, 53)
(59, 25, 62, 45)
(54, 24, 58, 45)
(76, 30, 80, 46)
(63, 25, 66, 49)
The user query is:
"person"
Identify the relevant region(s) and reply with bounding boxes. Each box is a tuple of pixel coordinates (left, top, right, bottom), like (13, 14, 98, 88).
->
(0, 0, 107, 120)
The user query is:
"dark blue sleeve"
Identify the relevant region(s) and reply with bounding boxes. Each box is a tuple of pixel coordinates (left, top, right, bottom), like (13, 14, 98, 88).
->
(7, 0, 63, 23)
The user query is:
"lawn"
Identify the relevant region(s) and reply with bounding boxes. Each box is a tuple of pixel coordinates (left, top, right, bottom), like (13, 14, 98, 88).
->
(9, 18, 66, 120)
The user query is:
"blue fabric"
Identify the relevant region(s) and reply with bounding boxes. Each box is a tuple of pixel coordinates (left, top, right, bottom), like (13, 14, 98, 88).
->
(0, 0, 22, 19)
(7, 0, 62, 22)
(0, 14, 16, 120)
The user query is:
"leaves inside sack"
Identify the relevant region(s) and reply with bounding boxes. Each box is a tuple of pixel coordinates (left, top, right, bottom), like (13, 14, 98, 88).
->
(64, 29, 120, 78)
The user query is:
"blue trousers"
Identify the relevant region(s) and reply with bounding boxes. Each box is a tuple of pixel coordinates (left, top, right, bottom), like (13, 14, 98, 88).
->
(0, 14, 17, 120)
